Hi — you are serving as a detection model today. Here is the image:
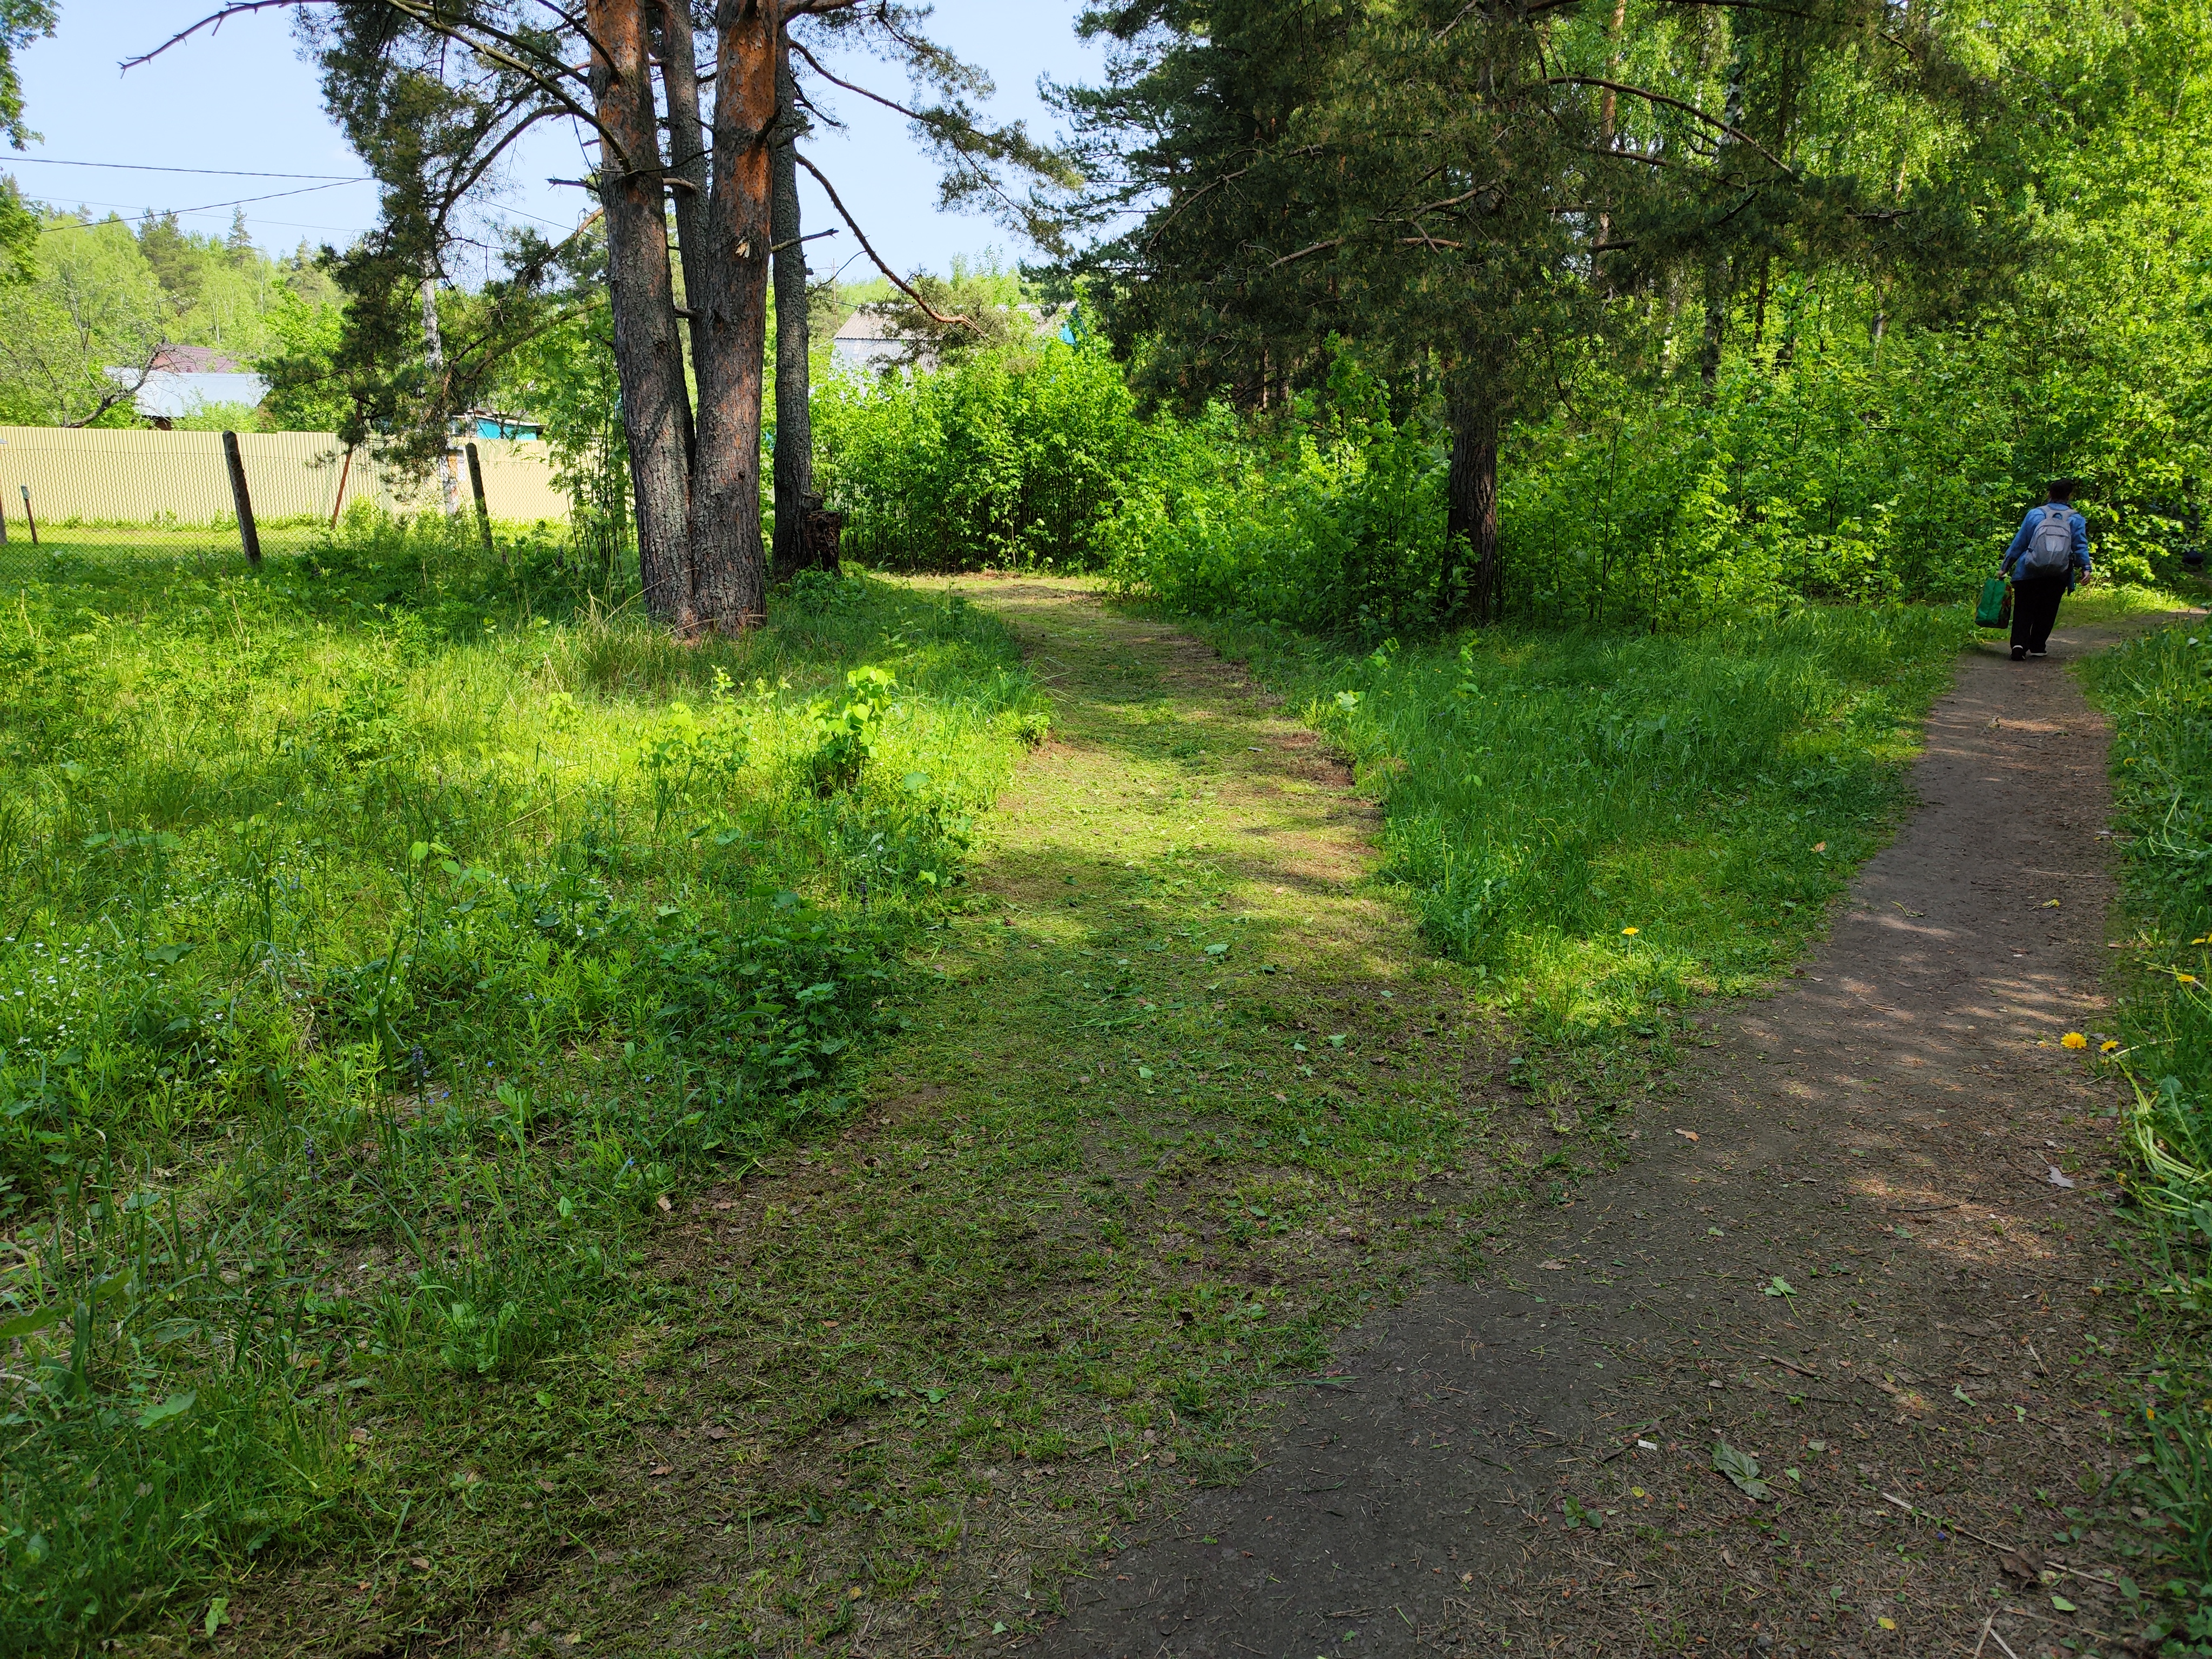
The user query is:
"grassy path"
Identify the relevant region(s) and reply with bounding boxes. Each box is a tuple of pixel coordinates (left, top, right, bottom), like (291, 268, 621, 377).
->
(392, 578, 1542, 1656)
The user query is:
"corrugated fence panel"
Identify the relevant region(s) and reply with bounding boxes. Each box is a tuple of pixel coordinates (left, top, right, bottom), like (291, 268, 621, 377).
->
(0, 427, 567, 530)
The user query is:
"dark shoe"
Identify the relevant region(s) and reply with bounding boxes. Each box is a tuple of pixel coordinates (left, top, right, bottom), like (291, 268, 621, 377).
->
(2011, 645, 2027, 660)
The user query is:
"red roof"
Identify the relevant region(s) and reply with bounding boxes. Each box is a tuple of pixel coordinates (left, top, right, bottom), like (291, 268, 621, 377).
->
(149, 343, 247, 375)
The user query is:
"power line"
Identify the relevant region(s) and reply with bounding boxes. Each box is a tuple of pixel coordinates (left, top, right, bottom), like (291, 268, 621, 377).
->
(37, 180, 372, 233)
(3, 157, 367, 181)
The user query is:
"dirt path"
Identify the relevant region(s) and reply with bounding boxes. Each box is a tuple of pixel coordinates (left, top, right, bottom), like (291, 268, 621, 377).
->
(1043, 619, 2154, 1658)
(431, 578, 1490, 1657)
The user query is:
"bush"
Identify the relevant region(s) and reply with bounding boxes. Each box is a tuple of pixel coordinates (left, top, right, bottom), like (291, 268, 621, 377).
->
(1096, 330, 2202, 638)
(813, 334, 1141, 571)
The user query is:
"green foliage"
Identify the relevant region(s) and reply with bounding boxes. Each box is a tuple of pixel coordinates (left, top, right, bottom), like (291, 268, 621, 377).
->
(806, 665, 898, 796)
(846, 252, 1054, 372)
(0, 201, 329, 429)
(2086, 628, 2212, 1213)
(1103, 357, 1447, 639)
(500, 300, 630, 573)
(0, 2, 56, 152)
(813, 334, 1140, 571)
(2081, 624, 2212, 1641)
(0, 527, 1043, 1648)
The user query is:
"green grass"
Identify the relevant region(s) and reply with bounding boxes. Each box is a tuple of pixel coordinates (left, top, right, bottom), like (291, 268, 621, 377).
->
(0, 558, 1998, 1654)
(386, 581, 1982, 1656)
(2080, 620, 2212, 1646)
(1190, 600, 1970, 1036)
(0, 517, 1043, 1653)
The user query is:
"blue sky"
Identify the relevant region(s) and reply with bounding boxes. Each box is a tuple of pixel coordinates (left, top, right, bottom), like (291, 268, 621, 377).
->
(8, 2, 1105, 286)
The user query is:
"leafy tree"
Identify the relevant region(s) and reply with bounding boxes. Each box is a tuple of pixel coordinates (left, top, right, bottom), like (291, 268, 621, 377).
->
(0, 213, 176, 425)
(0, 0, 55, 151)
(1057, 0, 2059, 619)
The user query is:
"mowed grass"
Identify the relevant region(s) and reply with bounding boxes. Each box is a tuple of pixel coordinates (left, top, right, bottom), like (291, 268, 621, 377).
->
(0, 521, 1043, 1654)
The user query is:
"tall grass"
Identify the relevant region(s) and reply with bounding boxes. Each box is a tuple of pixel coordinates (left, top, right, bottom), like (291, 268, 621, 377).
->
(2082, 626, 2212, 1632)
(0, 512, 1043, 1651)
(1200, 602, 1969, 1034)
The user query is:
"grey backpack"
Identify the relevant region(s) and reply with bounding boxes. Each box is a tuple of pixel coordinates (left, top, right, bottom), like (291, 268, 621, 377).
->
(2021, 504, 2075, 576)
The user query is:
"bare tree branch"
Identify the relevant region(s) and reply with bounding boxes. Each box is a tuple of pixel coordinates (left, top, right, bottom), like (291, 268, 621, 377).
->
(793, 152, 978, 332)
(1544, 76, 1795, 174)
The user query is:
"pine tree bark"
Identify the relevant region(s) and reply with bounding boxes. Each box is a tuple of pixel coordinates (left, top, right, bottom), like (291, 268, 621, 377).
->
(1446, 395, 1501, 624)
(588, 0, 693, 626)
(655, 0, 710, 468)
(688, 0, 779, 632)
(768, 34, 817, 585)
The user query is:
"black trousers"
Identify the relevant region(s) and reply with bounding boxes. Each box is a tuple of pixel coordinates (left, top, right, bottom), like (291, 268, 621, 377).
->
(2009, 576, 2068, 653)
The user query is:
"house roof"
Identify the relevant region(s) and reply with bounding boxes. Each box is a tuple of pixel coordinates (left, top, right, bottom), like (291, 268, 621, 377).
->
(833, 311, 899, 342)
(148, 344, 248, 375)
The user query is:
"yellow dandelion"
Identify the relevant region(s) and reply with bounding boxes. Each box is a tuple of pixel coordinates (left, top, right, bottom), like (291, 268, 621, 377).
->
(2062, 1032, 2088, 1050)
(1622, 926, 1640, 936)
(2101, 1040, 2121, 1054)
(2193, 936, 2210, 946)
(2182, 973, 2201, 986)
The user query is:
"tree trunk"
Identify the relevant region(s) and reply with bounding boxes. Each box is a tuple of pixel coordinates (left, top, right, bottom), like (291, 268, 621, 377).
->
(1446, 395, 1501, 624)
(687, 0, 779, 631)
(420, 262, 458, 514)
(769, 34, 818, 585)
(655, 0, 710, 470)
(588, 0, 694, 627)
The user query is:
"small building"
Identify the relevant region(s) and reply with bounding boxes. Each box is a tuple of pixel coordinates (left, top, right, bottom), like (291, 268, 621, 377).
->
(831, 310, 907, 376)
(107, 345, 269, 429)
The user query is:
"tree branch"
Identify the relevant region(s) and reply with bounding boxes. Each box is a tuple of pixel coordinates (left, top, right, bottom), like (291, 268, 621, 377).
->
(1544, 76, 1795, 175)
(793, 152, 978, 332)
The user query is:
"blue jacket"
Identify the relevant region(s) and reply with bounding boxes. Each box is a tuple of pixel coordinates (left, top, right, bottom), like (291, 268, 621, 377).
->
(2002, 503, 2092, 579)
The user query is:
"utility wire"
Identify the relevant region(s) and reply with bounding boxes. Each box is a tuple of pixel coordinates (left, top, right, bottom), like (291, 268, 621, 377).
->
(37, 180, 366, 232)
(3, 157, 368, 181)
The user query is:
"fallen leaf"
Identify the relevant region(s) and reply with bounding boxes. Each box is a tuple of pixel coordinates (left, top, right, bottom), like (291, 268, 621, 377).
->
(537, 1479, 557, 1493)
(409, 1557, 429, 1570)
(1674, 1129, 1700, 1142)
(1877, 1616, 1897, 1630)
(1712, 1440, 1769, 1501)
(2047, 1166, 2075, 1189)
(655, 1193, 672, 1212)
(2051, 1593, 2078, 1613)
(2045, 899, 2062, 908)
(1811, 841, 1827, 853)
(1538, 1259, 1569, 1271)
(650, 1464, 674, 1477)
(706, 1426, 729, 1440)
(1764, 1276, 1795, 1298)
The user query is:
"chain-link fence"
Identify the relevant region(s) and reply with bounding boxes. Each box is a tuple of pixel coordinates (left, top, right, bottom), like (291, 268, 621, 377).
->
(0, 427, 571, 583)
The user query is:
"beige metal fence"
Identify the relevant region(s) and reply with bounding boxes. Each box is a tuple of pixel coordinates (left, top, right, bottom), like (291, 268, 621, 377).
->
(0, 426, 570, 572)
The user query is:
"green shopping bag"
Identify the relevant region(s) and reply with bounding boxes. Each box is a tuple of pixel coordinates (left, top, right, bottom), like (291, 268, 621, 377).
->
(1975, 576, 2012, 629)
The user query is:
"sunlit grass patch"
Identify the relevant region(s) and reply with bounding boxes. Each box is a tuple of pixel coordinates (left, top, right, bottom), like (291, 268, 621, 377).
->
(1193, 602, 1968, 1036)
(0, 515, 1042, 1650)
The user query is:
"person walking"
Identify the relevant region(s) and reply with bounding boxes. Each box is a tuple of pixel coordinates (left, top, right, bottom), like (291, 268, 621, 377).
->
(2000, 481, 2092, 660)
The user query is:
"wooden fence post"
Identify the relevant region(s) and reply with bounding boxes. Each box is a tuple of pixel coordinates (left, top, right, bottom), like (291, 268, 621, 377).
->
(464, 442, 498, 562)
(331, 442, 354, 529)
(222, 430, 261, 565)
(17, 485, 35, 548)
